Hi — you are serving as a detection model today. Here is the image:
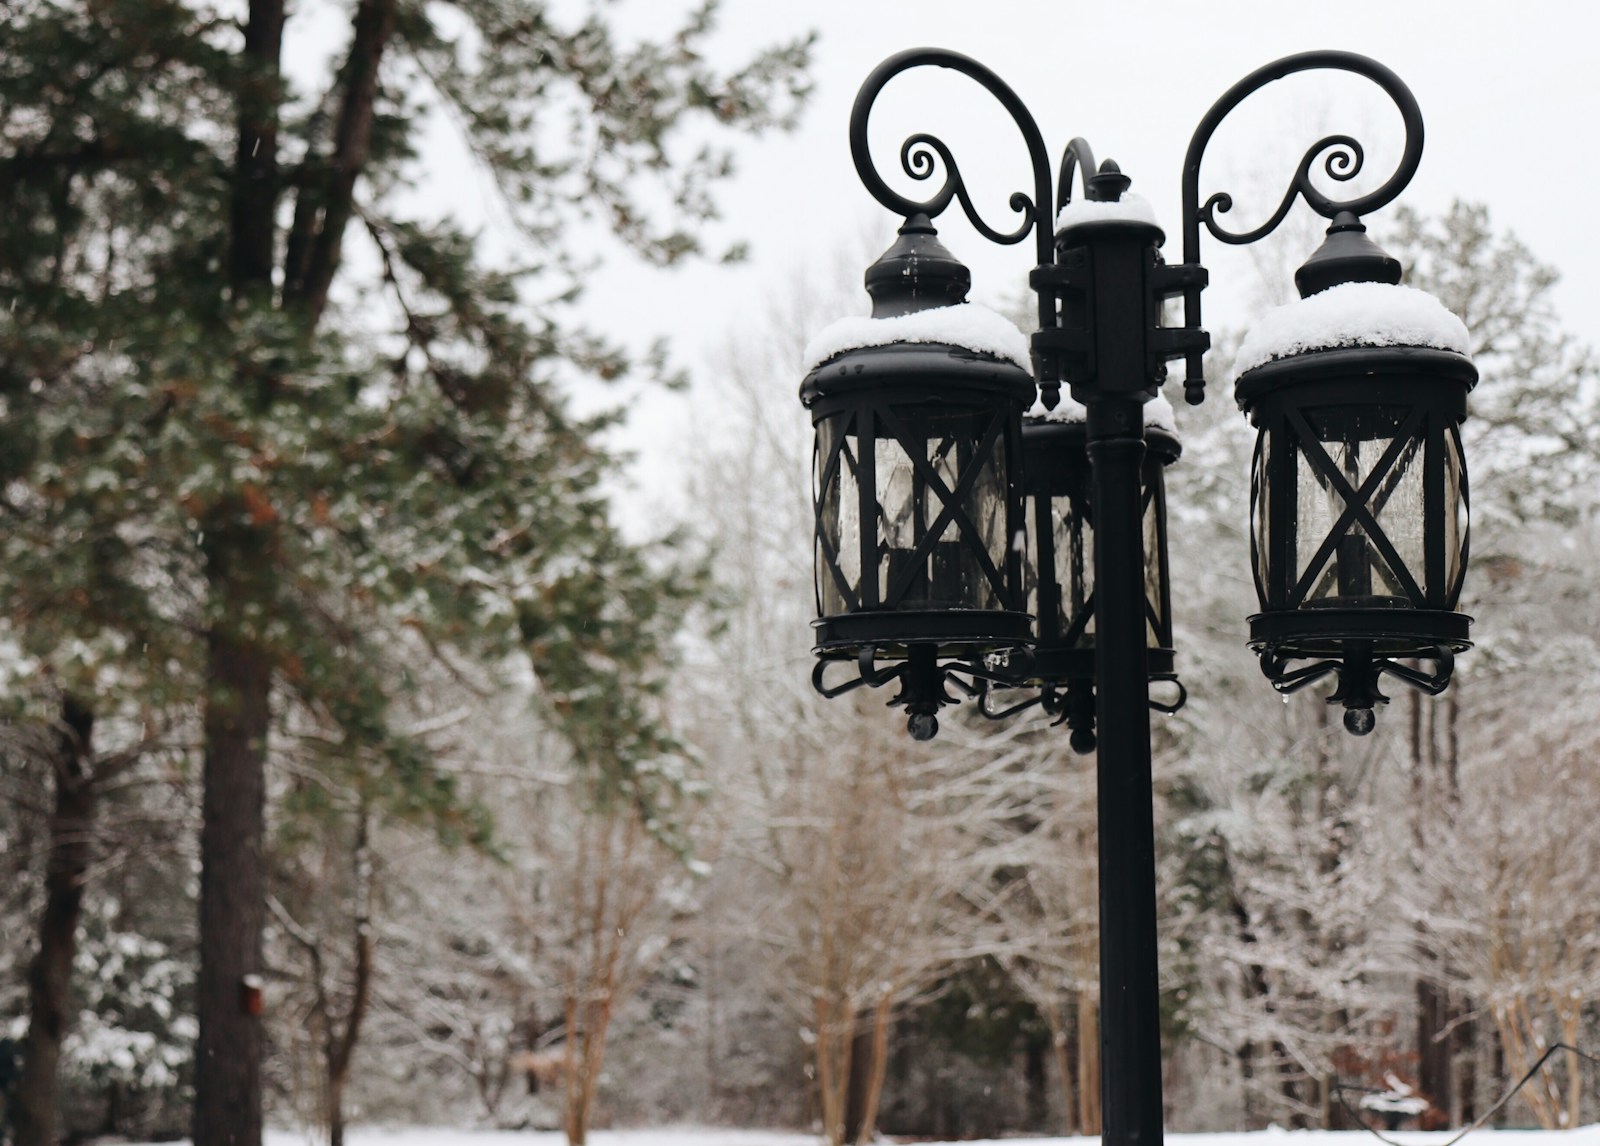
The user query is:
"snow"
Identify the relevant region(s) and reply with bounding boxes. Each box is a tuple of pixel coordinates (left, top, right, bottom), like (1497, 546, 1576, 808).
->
(1359, 1071, 1431, 1116)
(1029, 389, 1089, 423)
(1234, 281, 1470, 376)
(255, 1133, 818, 1146)
(1056, 191, 1161, 233)
(127, 1126, 1600, 1146)
(802, 302, 1031, 373)
(801, 301, 1182, 442)
(1027, 389, 1178, 433)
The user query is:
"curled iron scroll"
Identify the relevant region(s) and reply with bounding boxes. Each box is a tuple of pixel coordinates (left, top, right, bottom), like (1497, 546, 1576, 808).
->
(849, 48, 1056, 272)
(1054, 137, 1099, 214)
(1180, 50, 1424, 265)
(1175, 50, 1424, 402)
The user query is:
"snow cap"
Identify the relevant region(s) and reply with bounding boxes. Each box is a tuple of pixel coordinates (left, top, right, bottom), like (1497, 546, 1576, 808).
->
(1055, 191, 1162, 235)
(802, 302, 1032, 374)
(1026, 389, 1178, 435)
(1233, 281, 1470, 377)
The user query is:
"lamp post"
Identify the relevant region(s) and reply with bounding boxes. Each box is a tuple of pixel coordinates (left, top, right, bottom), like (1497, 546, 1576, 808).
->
(800, 47, 1475, 1144)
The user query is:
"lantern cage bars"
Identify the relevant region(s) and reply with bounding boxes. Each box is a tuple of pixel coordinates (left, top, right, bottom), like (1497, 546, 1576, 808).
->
(965, 418, 1186, 753)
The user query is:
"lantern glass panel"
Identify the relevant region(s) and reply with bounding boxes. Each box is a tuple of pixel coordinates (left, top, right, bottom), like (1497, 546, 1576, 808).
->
(1017, 424, 1185, 657)
(1142, 479, 1163, 647)
(1024, 491, 1093, 645)
(1445, 425, 1466, 595)
(815, 415, 861, 618)
(1294, 406, 1427, 606)
(1252, 432, 1273, 599)
(1062, 500, 1093, 643)
(873, 413, 1007, 611)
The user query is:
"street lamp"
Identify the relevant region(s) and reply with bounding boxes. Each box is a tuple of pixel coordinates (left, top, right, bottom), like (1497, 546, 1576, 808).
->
(803, 212, 1036, 741)
(976, 398, 1184, 754)
(798, 46, 1475, 1146)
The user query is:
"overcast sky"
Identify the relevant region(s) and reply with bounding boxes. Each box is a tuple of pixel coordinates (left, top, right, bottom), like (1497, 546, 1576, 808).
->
(567, 0, 1600, 518)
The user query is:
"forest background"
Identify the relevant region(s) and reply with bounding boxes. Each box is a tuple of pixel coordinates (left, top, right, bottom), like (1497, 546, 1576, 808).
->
(6, 2, 1600, 1146)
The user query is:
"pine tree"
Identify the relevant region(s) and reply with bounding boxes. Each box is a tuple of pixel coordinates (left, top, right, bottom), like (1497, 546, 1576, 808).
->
(0, 2, 811, 1143)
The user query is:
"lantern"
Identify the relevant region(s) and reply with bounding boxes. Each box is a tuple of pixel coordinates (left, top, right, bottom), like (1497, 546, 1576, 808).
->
(978, 399, 1183, 750)
(1234, 214, 1476, 733)
(801, 215, 1036, 739)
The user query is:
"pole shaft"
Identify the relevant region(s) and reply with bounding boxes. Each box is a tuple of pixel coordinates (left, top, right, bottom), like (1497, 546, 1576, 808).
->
(1088, 397, 1165, 1146)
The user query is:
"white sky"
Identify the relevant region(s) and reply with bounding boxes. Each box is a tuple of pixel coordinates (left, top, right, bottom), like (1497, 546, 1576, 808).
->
(561, 0, 1600, 524)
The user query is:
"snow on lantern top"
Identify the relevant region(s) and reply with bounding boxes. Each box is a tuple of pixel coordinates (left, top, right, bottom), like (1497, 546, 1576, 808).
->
(1025, 388, 1178, 434)
(1233, 280, 1470, 378)
(1054, 191, 1162, 234)
(802, 302, 1031, 375)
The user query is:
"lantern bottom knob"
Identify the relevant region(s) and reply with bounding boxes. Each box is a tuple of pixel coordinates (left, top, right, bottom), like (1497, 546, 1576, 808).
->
(1343, 707, 1376, 736)
(908, 713, 939, 741)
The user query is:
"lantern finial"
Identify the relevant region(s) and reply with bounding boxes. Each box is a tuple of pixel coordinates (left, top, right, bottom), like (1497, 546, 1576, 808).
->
(863, 214, 972, 318)
(1294, 211, 1403, 298)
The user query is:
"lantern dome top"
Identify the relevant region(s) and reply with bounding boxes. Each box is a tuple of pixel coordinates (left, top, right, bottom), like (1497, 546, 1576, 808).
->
(863, 213, 972, 317)
(801, 301, 1032, 374)
(1233, 281, 1470, 377)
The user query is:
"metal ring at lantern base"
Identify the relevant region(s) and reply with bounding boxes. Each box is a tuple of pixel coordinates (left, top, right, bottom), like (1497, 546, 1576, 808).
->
(800, 343, 1037, 415)
(812, 609, 1035, 657)
(1233, 345, 1477, 410)
(1248, 606, 1472, 658)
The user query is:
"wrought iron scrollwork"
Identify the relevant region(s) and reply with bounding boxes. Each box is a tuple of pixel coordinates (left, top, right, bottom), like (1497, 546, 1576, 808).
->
(1182, 51, 1423, 252)
(1054, 137, 1100, 217)
(1175, 51, 1425, 403)
(848, 48, 1056, 332)
(812, 648, 994, 742)
(1259, 644, 1453, 735)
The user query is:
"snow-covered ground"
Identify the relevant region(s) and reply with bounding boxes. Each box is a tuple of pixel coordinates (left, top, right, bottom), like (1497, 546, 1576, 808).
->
(126, 1128, 1600, 1146)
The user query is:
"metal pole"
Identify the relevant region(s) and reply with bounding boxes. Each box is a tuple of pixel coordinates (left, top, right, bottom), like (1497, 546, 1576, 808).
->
(1088, 395, 1165, 1146)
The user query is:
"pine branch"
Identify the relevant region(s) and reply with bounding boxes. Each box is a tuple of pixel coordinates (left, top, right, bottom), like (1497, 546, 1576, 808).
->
(286, 0, 398, 325)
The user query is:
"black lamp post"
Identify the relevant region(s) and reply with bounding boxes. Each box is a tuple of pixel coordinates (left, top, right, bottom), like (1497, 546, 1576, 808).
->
(799, 46, 1475, 1146)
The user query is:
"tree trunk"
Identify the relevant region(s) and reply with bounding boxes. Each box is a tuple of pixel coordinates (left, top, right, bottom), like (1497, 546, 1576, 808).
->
(814, 996, 851, 1146)
(1049, 999, 1077, 1136)
(1410, 688, 1450, 1128)
(851, 996, 892, 1146)
(1077, 991, 1100, 1135)
(328, 1080, 347, 1146)
(1459, 1006, 1478, 1124)
(193, 614, 273, 1146)
(1024, 1031, 1048, 1131)
(842, 1020, 873, 1144)
(326, 807, 374, 1146)
(1277, 1040, 1304, 1128)
(1418, 978, 1452, 1127)
(1239, 1040, 1257, 1127)
(13, 696, 95, 1146)
(195, 0, 285, 1139)
(1491, 1025, 1506, 1127)
(1561, 1000, 1581, 1130)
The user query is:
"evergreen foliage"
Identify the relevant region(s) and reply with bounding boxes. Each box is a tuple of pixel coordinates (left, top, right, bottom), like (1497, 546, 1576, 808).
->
(0, 0, 810, 825)
(0, 1, 810, 1140)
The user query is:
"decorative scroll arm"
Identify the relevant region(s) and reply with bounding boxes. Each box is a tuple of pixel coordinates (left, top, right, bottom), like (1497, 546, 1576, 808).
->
(1175, 51, 1425, 401)
(1055, 136, 1099, 214)
(1181, 50, 1424, 258)
(849, 47, 1056, 275)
